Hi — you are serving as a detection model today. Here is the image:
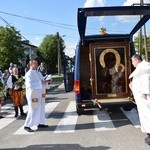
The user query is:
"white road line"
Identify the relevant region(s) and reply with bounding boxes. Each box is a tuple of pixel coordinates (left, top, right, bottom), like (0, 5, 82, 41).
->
(54, 83, 64, 92)
(121, 107, 140, 128)
(2, 103, 13, 110)
(93, 110, 116, 131)
(0, 113, 16, 130)
(44, 102, 60, 118)
(13, 126, 35, 135)
(54, 101, 78, 133)
(0, 104, 28, 130)
(14, 102, 59, 135)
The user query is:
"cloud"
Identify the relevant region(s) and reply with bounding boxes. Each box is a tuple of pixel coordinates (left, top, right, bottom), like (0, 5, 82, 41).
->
(116, 15, 138, 23)
(84, 0, 106, 21)
(84, 0, 105, 7)
(34, 36, 41, 41)
(116, 0, 150, 23)
(65, 44, 76, 57)
(32, 36, 43, 46)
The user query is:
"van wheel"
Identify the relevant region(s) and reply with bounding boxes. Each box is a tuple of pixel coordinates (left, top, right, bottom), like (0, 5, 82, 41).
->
(123, 106, 132, 111)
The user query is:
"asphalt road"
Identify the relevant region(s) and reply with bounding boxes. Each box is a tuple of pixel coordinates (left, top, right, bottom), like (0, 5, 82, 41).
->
(0, 84, 150, 150)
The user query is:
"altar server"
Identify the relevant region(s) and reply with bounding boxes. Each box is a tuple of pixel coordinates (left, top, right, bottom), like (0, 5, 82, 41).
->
(129, 54, 150, 145)
(24, 59, 48, 132)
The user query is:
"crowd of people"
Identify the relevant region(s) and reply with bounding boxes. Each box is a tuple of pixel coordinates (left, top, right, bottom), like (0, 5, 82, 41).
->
(0, 60, 49, 132)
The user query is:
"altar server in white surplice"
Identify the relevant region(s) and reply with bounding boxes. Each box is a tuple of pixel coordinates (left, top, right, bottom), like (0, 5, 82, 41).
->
(129, 54, 150, 145)
(24, 59, 48, 132)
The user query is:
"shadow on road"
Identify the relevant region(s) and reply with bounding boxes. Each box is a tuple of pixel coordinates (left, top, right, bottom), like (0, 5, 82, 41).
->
(0, 144, 111, 150)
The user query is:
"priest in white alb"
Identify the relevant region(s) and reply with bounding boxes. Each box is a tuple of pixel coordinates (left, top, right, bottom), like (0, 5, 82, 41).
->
(24, 59, 48, 132)
(129, 54, 150, 145)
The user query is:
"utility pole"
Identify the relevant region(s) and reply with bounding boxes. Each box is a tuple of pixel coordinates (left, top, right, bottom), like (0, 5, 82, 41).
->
(139, 0, 143, 55)
(140, 0, 148, 60)
(143, 21, 148, 61)
(57, 32, 61, 76)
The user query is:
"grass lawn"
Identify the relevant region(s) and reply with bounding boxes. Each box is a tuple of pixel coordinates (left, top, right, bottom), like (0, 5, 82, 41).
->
(52, 74, 64, 83)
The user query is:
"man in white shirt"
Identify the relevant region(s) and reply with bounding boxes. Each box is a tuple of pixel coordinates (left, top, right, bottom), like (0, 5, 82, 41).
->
(129, 54, 150, 145)
(24, 59, 48, 132)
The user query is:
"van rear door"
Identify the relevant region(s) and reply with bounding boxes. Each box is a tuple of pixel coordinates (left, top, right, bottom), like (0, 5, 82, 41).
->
(89, 40, 131, 101)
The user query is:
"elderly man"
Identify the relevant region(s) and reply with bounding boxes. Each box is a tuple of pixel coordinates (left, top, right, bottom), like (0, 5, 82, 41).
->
(129, 54, 150, 145)
(24, 59, 48, 132)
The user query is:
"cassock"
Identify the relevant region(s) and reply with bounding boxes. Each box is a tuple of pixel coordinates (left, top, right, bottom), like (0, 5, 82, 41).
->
(24, 69, 45, 128)
(129, 60, 150, 133)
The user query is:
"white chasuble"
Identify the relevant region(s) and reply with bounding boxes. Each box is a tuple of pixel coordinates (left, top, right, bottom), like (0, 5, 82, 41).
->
(129, 60, 150, 133)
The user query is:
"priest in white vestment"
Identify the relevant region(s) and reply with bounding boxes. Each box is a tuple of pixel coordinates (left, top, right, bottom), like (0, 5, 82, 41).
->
(129, 54, 150, 145)
(24, 59, 48, 132)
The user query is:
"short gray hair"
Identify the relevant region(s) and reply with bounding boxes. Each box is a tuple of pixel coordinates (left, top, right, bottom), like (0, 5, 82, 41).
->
(131, 54, 142, 61)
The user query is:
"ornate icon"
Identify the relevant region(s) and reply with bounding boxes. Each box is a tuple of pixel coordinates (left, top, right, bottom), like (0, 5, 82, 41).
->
(99, 48, 124, 72)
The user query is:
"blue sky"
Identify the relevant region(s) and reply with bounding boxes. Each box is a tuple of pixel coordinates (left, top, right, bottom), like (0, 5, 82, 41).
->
(0, 0, 150, 57)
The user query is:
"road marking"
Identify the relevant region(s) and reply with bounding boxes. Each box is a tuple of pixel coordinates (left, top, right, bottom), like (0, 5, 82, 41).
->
(13, 126, 35, 135)
(14, 102, 59, 135)
(54, 83, 64, 92)
(93, 110, 116, 131)
(0, 104, 28, 130)
(0, 113, 16, 130)
(45, 102, 60, 118)
(2, 103, 13, 110)
(54, 101, 78, 133)
(121, 108, 140, 128)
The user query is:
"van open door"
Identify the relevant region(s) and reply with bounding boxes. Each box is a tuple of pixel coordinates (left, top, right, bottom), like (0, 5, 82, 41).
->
(75, 6, 150, 114)
(89, 40, 131, 102)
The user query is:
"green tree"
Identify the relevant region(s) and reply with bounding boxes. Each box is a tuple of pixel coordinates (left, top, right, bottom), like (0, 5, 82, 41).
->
(0, 26, 25, 69)
(38, 33, 65, 74)
(134, 34, 150, 58)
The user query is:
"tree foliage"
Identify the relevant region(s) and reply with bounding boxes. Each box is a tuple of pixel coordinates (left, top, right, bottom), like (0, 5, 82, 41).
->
(134, 34, 150, 56)
(38, 34, 65, 74)
(0, 26, 25, 69)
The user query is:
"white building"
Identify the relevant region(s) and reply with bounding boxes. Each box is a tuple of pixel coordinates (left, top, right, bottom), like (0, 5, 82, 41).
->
(21, 40, 38, 67)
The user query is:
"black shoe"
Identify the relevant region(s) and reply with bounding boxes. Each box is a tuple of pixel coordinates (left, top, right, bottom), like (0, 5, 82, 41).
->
(21, 113, 27, 116)
(38, 124, 49, 128)
(24, 127, 34, 132)
(19, 106, 26, 117)
(14, 114, 18, 118)
(0, 116, 4, 119)
(14, 106, 18, 118)
(145, 136, 150, 145)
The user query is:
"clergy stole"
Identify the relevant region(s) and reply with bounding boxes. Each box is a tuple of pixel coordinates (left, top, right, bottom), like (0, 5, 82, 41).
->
(42, 83, 46, 105)
(31, 89, 39, 108)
